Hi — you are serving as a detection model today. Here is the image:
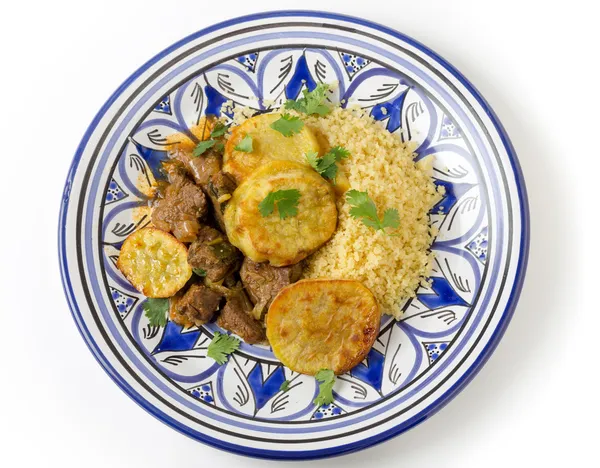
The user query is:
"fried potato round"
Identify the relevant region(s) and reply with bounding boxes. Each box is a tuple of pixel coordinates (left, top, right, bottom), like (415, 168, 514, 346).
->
(117, 227, 192, 298)
(223, 113, 320, 184)
(266, 279, 381, 375)
(224, 161, 337, 266)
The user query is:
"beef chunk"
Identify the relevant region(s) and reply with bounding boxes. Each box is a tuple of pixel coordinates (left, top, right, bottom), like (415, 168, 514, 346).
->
(217, 291, 265, 344)
(169, 283, 222, 327)
(205, 172, 237, 231)
(172, 147, 221, 186)
(240, 258, 303, 310)
(187, 226, 241, 281)
(151, 168, 208, 243)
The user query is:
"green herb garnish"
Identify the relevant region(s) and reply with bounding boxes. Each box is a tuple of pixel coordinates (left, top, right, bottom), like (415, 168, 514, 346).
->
(284, 83, 331, 116)
(214, 141, 225, 153)
(192, 268, 207, 277)
(143, 298, 169, 327)
(280, 380, 291, 393)
(313, 369, 335, 406)
(258, 189, 301, 219)
(306, 146, 350, 182)
(270, 114, 304, 137)
(234, 134, 253, 152)
(346, 189, 400, 233)
(207, 332, 241, 365)
(210, 121, 228, 138)
(192, 139, 216, 157)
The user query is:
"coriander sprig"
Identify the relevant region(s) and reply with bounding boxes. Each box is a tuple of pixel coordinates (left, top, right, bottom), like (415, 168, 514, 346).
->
(143, 298, 169, 327)
(284, 83, 331, 116)
(258, 189, 301, 219)
(270, 114, 304, 137)
(192, 121, 229, 157)
(280, 380, 291, 393)
(234, 134, 253, 152)
(346, 189, 400, 233)
(313, 369, 335, 406)
(207, 332, 241, 365)
(306, 146, 350, 183)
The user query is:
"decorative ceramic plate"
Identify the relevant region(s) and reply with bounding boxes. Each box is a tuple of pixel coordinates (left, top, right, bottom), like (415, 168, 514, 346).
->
(59, 11, 529, 459)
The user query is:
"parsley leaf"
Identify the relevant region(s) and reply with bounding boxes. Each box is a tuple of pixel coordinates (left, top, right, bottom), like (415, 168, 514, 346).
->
(284, 83, 331, 116)
(258, 189, 301, 219)
(306, 146, 350, 183)
(143, 298, 169, 327)
(210, 121, 228, 138)
(192, 268, 207, 277)
(234, 134, 253, 152)
(313, 369, 335, 406)
(346, 189, 400, 232)
(207, 332, 240, 365)
(192, 139, 216, 157)
(270, 114, 304, 137)
(280, 380, 291, 393)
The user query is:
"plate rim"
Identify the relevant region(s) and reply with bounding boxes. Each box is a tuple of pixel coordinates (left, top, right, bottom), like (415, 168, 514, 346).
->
(57, 10, 530, 460)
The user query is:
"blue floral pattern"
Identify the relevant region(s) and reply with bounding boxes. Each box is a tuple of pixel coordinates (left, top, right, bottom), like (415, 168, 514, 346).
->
(101, 48, 488, 422)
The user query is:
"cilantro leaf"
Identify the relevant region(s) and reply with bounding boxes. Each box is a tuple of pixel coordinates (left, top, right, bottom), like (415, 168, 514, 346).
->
(210, 121, 228, 138)
(234, 134, 253, 152)
(280, 380, 291, 393)
(307, 146, 350, 183)
(327, 146, 350, 160)
(313, 369, 335, 406)
(143, 298, 169, 327)
(381, 208, 400, 229)
(258, 189, 301, 219)
(270, 114, 304, 137)
(192, 268, 207, 277)
(346, 189, 401, 233)
(284, 83, 331, 116)
(192, 139, 216, 157)
(214, 141, 225, 153)
(345, 189, 369, 206)
(207, 332, 240, 365)
(306, 151, 320, 170)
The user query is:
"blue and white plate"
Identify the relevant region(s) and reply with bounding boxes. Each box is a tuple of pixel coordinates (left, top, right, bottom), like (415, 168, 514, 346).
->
(59, 11, 529, 459)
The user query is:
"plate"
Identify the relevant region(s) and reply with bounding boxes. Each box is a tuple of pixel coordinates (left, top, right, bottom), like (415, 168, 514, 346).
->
(58, 11, 529, 459)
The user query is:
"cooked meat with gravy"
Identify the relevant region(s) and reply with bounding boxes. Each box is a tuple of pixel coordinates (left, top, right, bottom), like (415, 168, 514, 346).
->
(217, 290, 266, 344)
(170, 283, 222, 327)
(206, 172, 237, 231)
(152, 164, 208, 243)
(187, 225, 241, 281)
(172, 147, 222, 186)
(240, 258, 303, 313)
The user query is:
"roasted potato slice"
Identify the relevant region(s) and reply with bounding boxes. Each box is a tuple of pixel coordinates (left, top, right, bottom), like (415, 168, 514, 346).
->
(224, 161, 337, 266)
(266, 279, 380, 375)
(117, 227, 192, 298)
(223, 113, 320, 184)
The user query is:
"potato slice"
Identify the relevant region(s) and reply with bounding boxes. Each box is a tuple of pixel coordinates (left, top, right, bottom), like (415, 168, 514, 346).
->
(223, 113, 320, 184)
(117, 227, 192, 298)
(266, 279, 380, 375)
(224, 160, 337, 266)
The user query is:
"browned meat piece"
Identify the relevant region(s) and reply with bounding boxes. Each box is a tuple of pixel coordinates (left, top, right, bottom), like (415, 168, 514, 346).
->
(169, 283, 222, 327)
(217, 291, 266, 344)
(172, 147, 221, 186)
(206, 172, 237, 231)
(187, 226, 241, 281)
(151, 168, 208, 243)
(240, 258, 303, 316)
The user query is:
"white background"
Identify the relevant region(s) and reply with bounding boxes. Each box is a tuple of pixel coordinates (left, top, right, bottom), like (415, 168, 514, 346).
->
(1, 0, 598, 466)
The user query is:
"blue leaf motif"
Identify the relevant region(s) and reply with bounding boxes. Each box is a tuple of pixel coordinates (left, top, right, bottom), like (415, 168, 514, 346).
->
(350, 348, 385, 392)
(381, 323, 424, 395)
